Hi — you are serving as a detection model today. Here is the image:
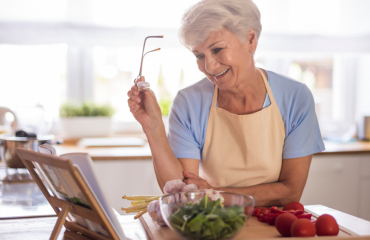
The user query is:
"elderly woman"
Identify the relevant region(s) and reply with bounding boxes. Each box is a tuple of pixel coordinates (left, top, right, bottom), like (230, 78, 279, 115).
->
(127, 0, 325, 206)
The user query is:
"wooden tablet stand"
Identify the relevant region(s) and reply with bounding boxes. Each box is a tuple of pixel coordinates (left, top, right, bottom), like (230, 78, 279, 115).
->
(16, 148, 120, 240)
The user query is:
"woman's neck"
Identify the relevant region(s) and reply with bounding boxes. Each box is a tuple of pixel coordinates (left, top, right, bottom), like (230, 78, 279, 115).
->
(218, 67, 267, 115)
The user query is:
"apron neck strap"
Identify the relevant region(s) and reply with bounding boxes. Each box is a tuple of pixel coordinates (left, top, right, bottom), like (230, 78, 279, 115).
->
(212, 85, 218, 106)
(211, 68, 276, 107)
(257, 68, 276, 104)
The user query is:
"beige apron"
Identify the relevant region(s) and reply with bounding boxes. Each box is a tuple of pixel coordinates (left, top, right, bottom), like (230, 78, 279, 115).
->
(200, 69, 285, 188)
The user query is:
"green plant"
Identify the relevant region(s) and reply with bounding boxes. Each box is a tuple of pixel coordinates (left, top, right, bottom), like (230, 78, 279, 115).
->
(59, 102, 115, 117)
(159, 99, 172, 116)
(157, 65, 172, 116)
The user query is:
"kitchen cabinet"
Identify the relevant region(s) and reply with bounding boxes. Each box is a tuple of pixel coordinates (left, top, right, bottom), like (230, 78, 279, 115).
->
(359, 180, 370, 221)
(301, 153, 370, 221)
(93, 159, 162, 213)
(60, 139, 370, 221)
(359, 157, 370, 221)
(92, 154, 370, 220)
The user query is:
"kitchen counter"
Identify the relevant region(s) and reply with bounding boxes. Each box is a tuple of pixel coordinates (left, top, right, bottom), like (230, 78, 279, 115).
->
(321, 140, 370, 154)
(52, 137, 370, 222)
(0, 205, 369, 239)
(54, 143, 152, 160)
(54, 139, 370, 161)
(1, 140, 370, 239)
(0, 214, 148, 240)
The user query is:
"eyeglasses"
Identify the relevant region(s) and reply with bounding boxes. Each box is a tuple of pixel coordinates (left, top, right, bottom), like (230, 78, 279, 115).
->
(134, 35, 163, 91)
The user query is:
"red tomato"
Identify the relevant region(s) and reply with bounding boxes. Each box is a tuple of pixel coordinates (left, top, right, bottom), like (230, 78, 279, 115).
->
(260, 208, 271, 215)
(315, 214, 339, 236)
(252, 207, 267, 216)
(291, 218, 316, 237)
(283, 201, 304, 211)
(275, 213, 298, 237)
(254, 207, 268, 212)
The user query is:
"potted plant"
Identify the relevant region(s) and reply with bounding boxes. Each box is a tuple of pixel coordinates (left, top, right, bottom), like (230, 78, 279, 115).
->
(157, 66, 173, 133)
(59, 102, 115, 139)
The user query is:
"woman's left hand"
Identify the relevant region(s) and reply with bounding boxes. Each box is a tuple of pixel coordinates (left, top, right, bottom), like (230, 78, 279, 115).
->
(183, 171, 213, 189)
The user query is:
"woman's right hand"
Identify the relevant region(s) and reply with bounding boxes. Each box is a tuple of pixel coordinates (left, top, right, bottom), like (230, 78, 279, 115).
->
(127, 76, 163, 131)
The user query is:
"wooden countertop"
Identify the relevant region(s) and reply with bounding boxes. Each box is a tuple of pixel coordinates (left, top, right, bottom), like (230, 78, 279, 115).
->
(0, 214, 148, 240)
(320, 140, 370, 154)
(0, 205, 369, 239)
(54, 138, 370, 161)
(54, 143, 153, 161)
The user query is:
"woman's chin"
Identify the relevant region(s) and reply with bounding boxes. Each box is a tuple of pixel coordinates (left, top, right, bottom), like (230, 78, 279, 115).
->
(207, 74, 235, 90)
(215, 80, 235, 91)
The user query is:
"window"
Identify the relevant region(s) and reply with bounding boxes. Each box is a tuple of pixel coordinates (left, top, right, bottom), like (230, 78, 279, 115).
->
(1, 0, 369, 135)
(0, 44, 67, 118)
(289, 59, 333, 123)
(92, 45, 202, 121)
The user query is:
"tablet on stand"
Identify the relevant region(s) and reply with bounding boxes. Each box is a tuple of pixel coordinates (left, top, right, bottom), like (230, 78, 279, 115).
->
(16, 148, 126, 240)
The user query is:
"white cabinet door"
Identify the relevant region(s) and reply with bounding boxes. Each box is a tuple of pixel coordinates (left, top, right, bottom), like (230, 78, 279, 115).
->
(359, 154, 370, 221)
(359, 180, 370, 221)
(300, 154, 360, 216)
(93, 159, 162, 213)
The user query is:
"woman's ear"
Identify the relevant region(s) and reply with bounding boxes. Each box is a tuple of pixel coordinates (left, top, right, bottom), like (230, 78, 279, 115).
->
(247, 28, 257, 52)
(249, 32, 255, 44)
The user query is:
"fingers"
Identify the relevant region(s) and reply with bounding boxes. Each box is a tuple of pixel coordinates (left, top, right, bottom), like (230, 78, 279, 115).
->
(183, 172, 213, 190)
(183, 178, 209, 190)
(131, 76, 147, 96)
(127, 89, 141, 103)
(134, 76, 145, 84)
(128, 81, 142, 103)
(138, 76, 145, 82)
(184, 178, 198, 185)
(183, 170, 200, 179)
(130, 84, 140, 97)
(127, 98, 140, 112)
(142, 88, 157, 101)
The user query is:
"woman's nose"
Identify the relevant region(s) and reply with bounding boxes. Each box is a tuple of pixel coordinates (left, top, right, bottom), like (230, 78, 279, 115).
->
(204, 55, 220, 74)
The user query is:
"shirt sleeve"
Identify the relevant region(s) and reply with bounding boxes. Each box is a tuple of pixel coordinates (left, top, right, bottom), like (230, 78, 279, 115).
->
(167, 92, 201, 160)
(283, 85, 325, 159)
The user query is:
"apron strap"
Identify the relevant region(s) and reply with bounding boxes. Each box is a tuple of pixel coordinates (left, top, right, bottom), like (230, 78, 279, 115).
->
(211, 68, 276, 107)
(212, 84, 218, 107)
(258, 68, 276, 105)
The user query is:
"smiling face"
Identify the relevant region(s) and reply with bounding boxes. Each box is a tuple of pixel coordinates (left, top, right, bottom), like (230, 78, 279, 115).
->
(192, 28, 256, 91)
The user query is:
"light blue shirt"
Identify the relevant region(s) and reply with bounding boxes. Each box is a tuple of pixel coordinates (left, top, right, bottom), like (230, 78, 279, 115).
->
(167, 70, 325, 161)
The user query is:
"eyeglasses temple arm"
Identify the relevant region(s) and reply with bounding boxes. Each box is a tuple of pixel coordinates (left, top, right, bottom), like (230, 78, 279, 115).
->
(138, 36, 163, 78)
(139, 48, 161, 78)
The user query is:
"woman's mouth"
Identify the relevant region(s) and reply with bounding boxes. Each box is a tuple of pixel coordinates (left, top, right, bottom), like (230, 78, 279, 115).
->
(214, 69, 229, 79)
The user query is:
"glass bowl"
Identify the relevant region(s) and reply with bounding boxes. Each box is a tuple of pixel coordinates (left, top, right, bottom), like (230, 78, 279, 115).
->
(159, 190, 255, 240)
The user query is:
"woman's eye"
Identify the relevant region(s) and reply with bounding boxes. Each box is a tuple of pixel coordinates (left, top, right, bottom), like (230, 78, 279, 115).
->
(196, 54, 204, 60)
(212, 48, 222, 54)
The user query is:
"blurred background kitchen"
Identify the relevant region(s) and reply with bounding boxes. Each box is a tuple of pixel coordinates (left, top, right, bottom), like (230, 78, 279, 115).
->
(0, 0, 369, 221)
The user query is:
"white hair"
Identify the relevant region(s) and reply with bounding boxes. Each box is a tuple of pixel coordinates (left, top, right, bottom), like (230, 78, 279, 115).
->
(179, 0, 262, 49)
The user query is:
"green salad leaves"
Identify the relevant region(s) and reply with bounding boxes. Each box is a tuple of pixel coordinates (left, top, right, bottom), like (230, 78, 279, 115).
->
(168, 195, 248, 240)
